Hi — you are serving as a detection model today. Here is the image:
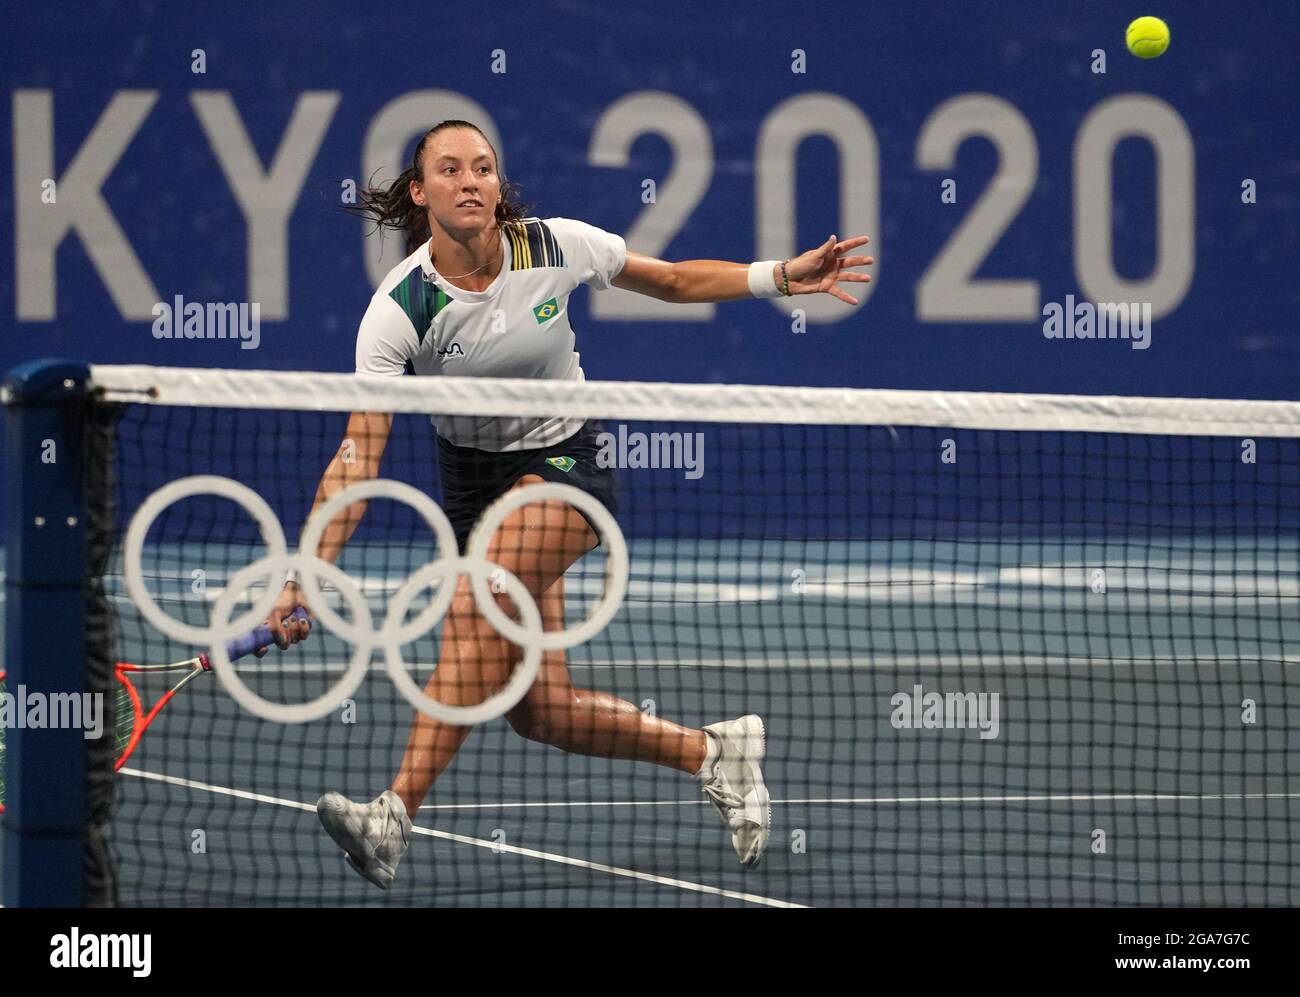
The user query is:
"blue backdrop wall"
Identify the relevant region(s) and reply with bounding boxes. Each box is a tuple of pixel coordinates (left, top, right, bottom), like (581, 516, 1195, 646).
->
(2, 0, 1297, 399)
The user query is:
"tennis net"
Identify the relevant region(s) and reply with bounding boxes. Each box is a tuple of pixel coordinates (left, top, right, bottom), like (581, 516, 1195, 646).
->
(10, 365, 1300, 906)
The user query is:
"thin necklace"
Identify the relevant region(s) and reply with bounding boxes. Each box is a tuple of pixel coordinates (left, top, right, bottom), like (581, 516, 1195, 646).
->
(434, 231, 501, 280)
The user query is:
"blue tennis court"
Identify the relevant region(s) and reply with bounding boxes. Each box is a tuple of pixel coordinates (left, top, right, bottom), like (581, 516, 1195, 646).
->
(77, 536, 1300, 906)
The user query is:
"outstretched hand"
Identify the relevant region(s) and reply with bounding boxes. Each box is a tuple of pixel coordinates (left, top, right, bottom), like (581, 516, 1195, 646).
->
(784, 234, 873, 305)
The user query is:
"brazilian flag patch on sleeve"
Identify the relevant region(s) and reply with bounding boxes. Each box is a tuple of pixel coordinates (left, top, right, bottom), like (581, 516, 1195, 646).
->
(544, 456, 575, 472)
(532, 298, 559, 324)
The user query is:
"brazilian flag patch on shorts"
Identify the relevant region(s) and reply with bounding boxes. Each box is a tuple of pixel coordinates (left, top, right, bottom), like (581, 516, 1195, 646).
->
(545, 455, 575, 472)
(532, 298, 559, 324)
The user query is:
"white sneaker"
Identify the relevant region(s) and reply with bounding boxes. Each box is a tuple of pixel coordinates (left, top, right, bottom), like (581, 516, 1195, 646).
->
(317, 790, 412, 890)
(697, 715, 770, 868)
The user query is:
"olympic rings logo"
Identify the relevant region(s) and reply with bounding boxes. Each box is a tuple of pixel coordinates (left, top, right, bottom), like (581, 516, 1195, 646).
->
(123, 476, 629, 726)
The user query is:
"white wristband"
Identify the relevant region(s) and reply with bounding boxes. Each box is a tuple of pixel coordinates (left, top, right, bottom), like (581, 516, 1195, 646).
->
(285, 569, 300, 587)
(747, 260, 782, 299)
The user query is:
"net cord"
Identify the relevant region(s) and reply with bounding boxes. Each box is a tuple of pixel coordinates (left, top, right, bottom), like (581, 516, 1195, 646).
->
(89, 365, 1300, 438)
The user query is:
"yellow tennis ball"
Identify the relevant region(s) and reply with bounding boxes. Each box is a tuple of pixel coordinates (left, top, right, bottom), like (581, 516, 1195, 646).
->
(1126, 16, 1170, 58)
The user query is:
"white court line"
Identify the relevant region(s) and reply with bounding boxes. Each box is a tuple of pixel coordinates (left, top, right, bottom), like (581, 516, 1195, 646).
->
(772, 792, 1300, 805)
(414, 791, 1300, 811)
(210, 653, 1300, 674)
(570, 655, 1300, 669)
(419, 798, 707, 810)
(118, 767, 807, 909)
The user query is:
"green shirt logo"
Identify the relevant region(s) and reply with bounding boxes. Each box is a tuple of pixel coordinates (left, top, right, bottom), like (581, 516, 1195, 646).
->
(544, 456, 575, 472)
(532, 298, 559, 323)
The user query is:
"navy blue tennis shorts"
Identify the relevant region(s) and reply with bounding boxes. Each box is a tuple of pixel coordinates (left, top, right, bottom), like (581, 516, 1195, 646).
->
(436, 421, 620, 554)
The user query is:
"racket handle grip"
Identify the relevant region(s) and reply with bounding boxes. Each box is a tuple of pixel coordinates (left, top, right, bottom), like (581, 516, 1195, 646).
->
(226, 606, 310, 661)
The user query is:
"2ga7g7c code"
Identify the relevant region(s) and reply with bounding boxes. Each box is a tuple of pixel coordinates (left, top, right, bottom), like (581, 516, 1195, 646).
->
(1175, 934, 1251, 946)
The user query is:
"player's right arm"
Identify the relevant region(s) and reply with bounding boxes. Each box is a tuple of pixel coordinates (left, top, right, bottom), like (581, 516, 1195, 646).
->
(307, 408, 394, 562)
(268, 289, 418, 646)
(267, 409, 393, 647)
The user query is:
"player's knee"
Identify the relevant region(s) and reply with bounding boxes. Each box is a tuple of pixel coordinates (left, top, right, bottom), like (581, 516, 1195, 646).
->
(455, 565, 543, 622)
(506, 702, 547, 743)
(507, 688, 578, 744)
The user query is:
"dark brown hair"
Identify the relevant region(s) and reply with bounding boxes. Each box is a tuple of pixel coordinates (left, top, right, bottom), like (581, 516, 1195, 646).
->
(346, 120, 531, 255)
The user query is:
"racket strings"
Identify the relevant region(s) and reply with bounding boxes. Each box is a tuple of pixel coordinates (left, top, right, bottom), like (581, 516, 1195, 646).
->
(112, 661, 206, 770)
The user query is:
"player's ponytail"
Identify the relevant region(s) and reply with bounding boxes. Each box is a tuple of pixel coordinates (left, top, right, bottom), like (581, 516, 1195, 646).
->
(346, 120, 531, 256)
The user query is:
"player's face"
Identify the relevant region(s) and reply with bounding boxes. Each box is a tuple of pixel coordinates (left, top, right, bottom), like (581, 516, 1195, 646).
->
(416, 129, 501, 233)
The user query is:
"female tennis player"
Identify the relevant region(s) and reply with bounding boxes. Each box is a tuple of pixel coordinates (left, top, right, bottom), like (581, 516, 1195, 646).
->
(268, 120, 872, 888)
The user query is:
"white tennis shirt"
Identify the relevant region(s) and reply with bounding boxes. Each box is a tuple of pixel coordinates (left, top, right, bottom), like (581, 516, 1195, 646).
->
(356, 217, 627, 451)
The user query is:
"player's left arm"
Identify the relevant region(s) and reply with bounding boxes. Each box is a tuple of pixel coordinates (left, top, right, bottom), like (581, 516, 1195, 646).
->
(611, 234, 873, 305)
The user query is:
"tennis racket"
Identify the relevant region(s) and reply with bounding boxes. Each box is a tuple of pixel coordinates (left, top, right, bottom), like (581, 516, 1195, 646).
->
(0, 607, 309, 812)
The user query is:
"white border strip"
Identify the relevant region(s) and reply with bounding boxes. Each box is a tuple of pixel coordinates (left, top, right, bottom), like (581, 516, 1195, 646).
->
(89, 365, 1300, 438)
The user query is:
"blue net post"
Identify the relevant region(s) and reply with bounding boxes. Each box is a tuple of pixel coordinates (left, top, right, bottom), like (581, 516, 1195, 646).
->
(2, 359, 91, 907)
